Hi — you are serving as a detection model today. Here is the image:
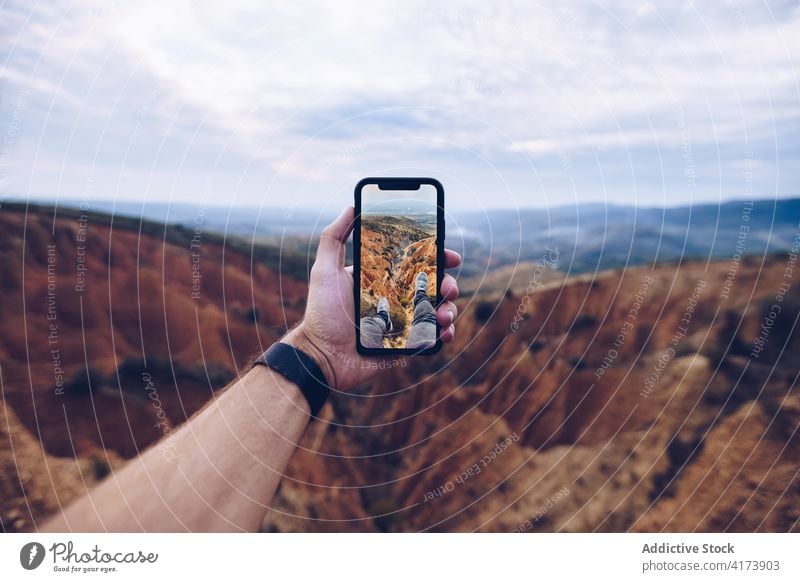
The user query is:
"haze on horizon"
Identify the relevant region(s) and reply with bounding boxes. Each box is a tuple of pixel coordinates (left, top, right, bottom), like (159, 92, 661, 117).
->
(1, 1, 798, 212)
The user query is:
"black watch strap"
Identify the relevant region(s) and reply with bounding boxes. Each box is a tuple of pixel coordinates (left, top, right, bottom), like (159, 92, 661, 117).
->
(253, 342, 330, 417)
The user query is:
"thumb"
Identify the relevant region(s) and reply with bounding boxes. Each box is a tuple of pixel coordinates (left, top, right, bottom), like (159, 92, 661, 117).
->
(315, 206, 354, 272)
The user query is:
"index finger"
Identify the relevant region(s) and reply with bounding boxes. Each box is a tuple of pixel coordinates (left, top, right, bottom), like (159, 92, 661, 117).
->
(444, 249, 461, 269)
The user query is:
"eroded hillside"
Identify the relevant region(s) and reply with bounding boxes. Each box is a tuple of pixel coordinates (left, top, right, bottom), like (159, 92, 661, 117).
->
(269, 255, 800, 532)
(0, 205, 306, 464)
(360, 215, 436, 347)
(1, 205, 798, 532)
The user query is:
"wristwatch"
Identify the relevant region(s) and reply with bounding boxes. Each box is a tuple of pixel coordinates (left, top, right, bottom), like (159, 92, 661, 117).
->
(253, 342, 330, 417)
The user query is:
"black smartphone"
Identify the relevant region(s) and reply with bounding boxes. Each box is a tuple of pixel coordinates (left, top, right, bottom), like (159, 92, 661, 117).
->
(354, 177, 445, 355)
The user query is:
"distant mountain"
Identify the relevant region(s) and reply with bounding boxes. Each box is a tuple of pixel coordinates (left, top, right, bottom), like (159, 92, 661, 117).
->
(12, 197, 800, 279)
(448, 198, 800, 276)
(362, 198, 436, 216)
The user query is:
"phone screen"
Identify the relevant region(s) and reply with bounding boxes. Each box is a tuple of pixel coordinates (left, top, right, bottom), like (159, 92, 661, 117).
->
(355, 179, 442, 354)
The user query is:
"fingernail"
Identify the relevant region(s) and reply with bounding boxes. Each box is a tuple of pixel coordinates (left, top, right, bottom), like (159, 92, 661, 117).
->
(448, 309, 455, 324)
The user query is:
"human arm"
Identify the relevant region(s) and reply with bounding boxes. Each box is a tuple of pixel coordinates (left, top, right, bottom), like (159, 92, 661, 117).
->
(42, 361, 314, 532)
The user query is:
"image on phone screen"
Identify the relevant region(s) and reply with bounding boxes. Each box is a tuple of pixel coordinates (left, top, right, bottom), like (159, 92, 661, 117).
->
(355, 179, 442, 354)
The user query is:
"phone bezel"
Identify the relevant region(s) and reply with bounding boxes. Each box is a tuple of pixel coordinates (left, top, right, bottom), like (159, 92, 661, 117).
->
(354, 177, 445, 356)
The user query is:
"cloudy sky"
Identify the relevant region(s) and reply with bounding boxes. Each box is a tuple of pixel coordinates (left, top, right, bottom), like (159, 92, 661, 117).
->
(1, 0, 798, 211)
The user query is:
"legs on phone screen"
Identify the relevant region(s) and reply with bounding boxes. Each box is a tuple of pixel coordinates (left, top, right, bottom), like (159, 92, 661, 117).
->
(406, 272, 437, 350)
(360, 297, 392, 349)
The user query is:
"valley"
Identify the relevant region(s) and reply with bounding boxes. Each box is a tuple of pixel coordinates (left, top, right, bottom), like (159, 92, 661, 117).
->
(360, 215, 437, 347)
(1, 204, 798, 533)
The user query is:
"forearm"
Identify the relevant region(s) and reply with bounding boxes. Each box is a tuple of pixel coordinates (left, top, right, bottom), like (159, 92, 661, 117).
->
(41, 365, 311, 532)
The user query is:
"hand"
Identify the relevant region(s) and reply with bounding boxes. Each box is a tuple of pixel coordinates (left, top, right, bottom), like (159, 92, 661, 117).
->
(284, 206, 461, 391)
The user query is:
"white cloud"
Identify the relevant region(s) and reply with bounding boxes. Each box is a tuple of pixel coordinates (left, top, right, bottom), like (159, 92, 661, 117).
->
(2, 0, 798, 206)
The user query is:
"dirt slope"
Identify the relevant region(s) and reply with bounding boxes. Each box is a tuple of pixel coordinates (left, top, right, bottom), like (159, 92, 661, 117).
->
(1, 205, 798, 532)
(0, 206, 306, 460)
(359, 215, 436, 347)
(269, 255, 799, 532)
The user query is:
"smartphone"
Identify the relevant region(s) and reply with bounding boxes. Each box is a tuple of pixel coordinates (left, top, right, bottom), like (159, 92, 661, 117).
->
(354, 177, 444, 355)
